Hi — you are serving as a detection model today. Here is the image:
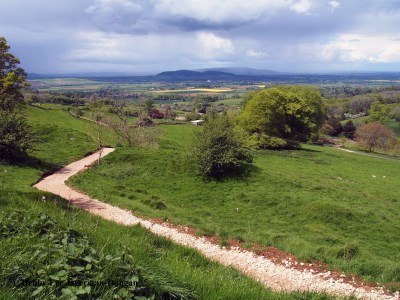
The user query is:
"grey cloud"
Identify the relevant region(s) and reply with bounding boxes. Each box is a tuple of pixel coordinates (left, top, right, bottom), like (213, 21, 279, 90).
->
(1, 0, 400, 73)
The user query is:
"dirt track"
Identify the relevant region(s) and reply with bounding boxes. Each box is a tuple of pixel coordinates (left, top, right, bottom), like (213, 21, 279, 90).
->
(34, 148, 397, 300)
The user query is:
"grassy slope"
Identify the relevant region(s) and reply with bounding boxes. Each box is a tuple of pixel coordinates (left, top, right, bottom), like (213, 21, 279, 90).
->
(70, 124, 400, 285)
(0, 105, 330, 299)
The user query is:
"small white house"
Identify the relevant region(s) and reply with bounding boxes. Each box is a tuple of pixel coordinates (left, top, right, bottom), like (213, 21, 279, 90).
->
(190, 120, 204, 126)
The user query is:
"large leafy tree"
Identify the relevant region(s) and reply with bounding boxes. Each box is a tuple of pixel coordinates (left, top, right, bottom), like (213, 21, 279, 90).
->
(0, 37, 34, 160)
(239, 86, 324, 149)
(0, 37, 27, 111)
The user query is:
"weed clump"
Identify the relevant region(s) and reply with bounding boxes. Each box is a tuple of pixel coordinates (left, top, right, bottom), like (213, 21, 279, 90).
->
(0, 212, 195, 299)
(142, 197, 167, 210)
(307, 202, 356, 225)
(336, 243, 360, 260)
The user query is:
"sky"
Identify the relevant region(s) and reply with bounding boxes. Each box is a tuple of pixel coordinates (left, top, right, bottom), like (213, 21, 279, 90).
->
(1, 0, 400, 74)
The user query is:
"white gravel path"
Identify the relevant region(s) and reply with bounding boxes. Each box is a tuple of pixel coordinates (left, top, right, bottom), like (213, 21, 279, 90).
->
(34, 148, 398, 300)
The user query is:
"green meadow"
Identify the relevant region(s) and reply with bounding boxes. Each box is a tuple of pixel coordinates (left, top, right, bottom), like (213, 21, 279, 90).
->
(70, 123, 400, 286)
(0, 105, 334, 299)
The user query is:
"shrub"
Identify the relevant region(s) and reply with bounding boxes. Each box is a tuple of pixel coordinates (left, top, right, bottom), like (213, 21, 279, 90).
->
(185, 112, 200, 121)
(192, 115, 253, 178)
(0, 111, 35, 160)
(343, 120, 356, 139)
(149, 108, 164, 119)
(389, 106, 400, 122)
(319, 123, 335, 136)
(249, 133, 296, 149)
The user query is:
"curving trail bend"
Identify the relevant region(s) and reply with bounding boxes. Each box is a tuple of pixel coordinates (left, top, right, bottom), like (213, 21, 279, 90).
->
(34, 148, 397, 300)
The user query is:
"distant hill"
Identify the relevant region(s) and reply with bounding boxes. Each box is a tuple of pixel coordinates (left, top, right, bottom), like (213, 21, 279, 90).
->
(27, 73, 48, 79)
(196, 67, 280, 76)
(28, 69, 400, 84)
(156, 69, 237, 80)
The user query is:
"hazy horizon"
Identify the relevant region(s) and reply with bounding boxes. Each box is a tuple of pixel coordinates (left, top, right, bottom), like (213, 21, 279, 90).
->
(27, 68, 400, 78)
(2, 0, 400, 74)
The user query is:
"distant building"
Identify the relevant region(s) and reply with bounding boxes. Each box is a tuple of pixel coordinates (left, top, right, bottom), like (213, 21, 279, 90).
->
(190, 120, 204, 126)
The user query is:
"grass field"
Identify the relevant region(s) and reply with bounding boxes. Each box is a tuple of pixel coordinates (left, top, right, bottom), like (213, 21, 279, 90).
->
(214, 97, 243, 106)
(152, 88, 232, 93)
(0, 105, 333, 299)
(28, 78, 254, 100)
(70, 124, 400, 286)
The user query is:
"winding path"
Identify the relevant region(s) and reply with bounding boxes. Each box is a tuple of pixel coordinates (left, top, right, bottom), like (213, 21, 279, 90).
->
(34, 148, 397, 300)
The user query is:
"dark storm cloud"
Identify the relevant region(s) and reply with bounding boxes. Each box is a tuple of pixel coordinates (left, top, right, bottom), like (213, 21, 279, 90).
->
(1, 0, 400, 73)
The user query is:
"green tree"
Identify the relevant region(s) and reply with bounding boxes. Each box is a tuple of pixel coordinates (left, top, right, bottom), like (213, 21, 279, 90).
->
(142, 98, 154, 114)
(192, 115, 253, 178)
(240, 90, 257, 107)
(0, 37, 34, 159)
(343, 120, 356, 139)
(389, 106, 400, 122)
(0, 38, 27, 112)
(326, 117, 343, 136)
(368, 102, 389, 123)
(239, 86, 324, 149)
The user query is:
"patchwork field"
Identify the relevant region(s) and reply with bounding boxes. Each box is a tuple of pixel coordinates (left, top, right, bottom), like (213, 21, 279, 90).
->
(152, 88, 233, 93)
(28, 78, 254, 101)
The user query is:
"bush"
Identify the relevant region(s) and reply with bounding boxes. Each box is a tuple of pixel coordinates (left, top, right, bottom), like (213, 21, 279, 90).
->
(249, 133, 297, 149)
(185, 112, 200, 121)
(343, 120, 356, 139)
(149, 108, 164, 119)
(319, 123, 335, 136)
(389, 106, 400, 122)
(192, 115, 253, 178)
(0, 111, 35, 160)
